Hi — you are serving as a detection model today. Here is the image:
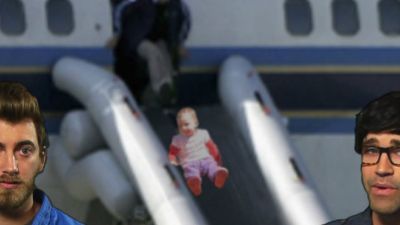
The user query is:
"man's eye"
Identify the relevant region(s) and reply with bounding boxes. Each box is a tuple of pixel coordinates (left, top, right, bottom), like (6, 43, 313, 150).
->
(363, 147, 379, 154)
(19, 146, 33, 156)
(391, 148, 400, 156)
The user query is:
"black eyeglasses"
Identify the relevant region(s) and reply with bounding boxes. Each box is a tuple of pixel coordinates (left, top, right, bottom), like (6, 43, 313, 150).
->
(361, 146, 400, 166)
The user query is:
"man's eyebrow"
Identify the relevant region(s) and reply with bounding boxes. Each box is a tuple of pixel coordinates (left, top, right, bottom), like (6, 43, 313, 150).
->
(15, 140, 36, 149)
(363, 138, 378, 146)
(390, 139, 400, 147)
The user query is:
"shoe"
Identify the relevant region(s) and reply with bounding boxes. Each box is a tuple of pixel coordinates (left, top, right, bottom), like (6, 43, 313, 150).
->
(158, 83, 177, 107)
(214, 168, 229, 188)
(141, 85, 161, 108)
(187, 177, 202, 196)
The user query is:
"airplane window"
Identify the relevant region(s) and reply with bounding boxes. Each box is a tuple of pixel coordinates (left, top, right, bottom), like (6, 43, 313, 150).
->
(379, 0, 400, 35)
(46, 0, 74, 35)
(284, 0, 313, 36)
(0, 0, 26, 35)
(332, 0, 360, 36)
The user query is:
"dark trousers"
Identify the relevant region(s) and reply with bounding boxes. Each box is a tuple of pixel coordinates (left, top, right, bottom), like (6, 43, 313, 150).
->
(113, 0, 156, 100)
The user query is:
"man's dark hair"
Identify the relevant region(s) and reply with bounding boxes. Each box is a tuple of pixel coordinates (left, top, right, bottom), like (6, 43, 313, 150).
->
(355, 91, 400, 153)
(0, 82, 48, 153)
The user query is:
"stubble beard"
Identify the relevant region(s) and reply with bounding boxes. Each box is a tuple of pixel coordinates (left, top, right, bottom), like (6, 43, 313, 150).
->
(363, 175, 400, 215)
(368, 192, 400, 216)
(0, 175, 36, 213)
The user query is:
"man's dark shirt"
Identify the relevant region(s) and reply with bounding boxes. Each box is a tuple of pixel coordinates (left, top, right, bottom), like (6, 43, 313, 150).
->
(324, 208, 371, 225)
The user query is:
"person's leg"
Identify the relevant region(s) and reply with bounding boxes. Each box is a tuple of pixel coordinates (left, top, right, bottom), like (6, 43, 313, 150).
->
(114, 57, 148, 100)
(137, 40, 173, 93)
(115, 0, 155, 60)
(113, 0, 156, 99)
(202, 157, 229, 189)
(182, 161, 202, 196)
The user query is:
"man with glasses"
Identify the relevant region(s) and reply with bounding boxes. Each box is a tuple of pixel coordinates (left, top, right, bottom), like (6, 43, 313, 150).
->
(325, 92, 400, 225)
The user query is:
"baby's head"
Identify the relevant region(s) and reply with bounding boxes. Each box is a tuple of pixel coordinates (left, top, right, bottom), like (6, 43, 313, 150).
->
(176, 107, 199, 137)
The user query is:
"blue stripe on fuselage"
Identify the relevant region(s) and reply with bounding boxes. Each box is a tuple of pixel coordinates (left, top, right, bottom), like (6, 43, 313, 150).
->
(0, 47, 113, 68)
(1, 46, 400, 71)
(182, 47, 400, 67)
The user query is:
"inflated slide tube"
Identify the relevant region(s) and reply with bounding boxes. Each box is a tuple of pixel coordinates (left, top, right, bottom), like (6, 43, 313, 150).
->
(49, 136, 134, 220)
(53, 57, 207, 225)
(218, 55, 330, 225)
(60, 110, 106, 159)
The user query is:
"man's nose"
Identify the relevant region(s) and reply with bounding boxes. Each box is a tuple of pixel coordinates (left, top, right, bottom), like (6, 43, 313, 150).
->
(376, 153, 394, 176)
(1, 152, 18, 175)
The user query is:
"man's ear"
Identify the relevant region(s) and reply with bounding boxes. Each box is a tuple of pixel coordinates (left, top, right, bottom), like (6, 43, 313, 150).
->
(39, 151, 47, 173)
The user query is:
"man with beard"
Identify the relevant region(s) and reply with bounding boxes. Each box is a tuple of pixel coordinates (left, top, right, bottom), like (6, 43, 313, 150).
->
(0, 82, 82, 225)
(325, 92, 400, 225)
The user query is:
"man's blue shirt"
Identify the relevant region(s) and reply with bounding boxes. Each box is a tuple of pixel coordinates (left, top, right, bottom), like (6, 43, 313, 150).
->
(31, 189, 83, 225)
